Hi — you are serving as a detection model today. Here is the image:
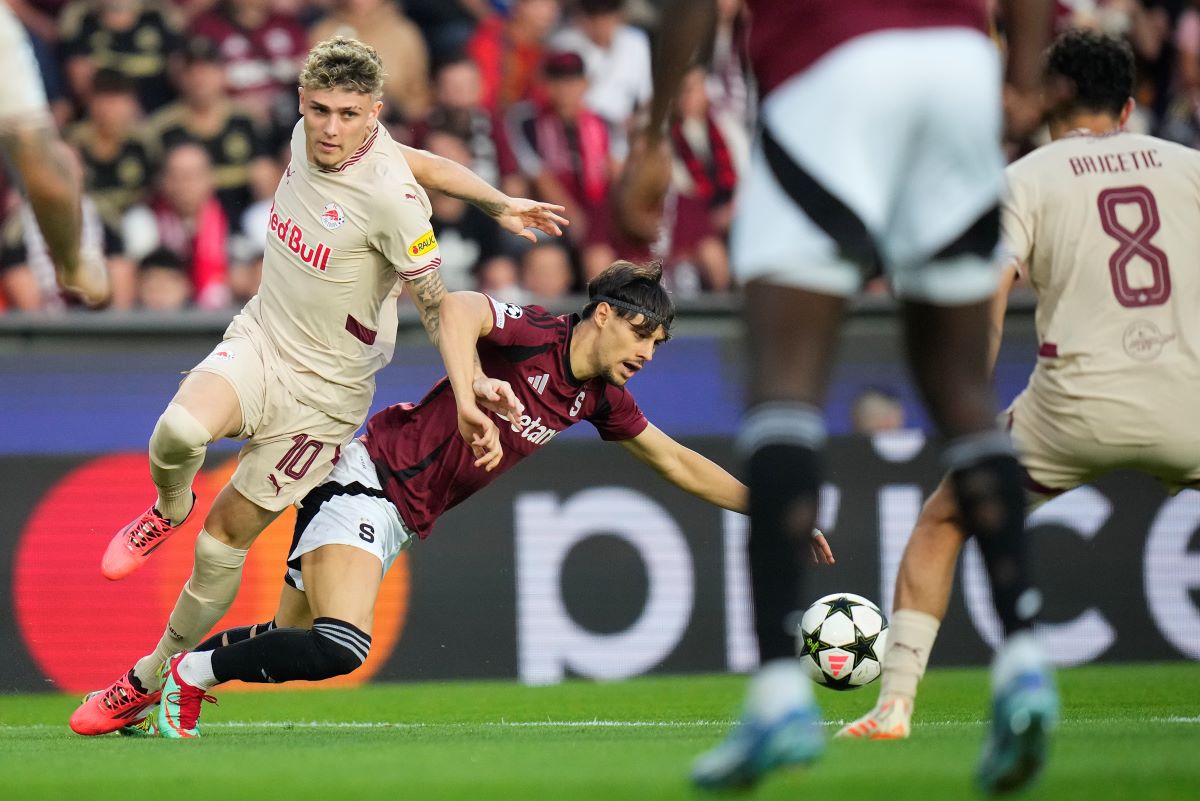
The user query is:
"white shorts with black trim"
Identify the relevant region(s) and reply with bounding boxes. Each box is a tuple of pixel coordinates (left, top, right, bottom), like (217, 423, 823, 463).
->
(733, 27, 1005, 304)
(285, 439, 415, 592)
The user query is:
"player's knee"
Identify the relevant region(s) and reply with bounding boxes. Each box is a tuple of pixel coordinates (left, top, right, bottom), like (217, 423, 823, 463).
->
(151, 402, 212, 463)
(311, 617, 371, 678)
(945, 433, 1026, 540)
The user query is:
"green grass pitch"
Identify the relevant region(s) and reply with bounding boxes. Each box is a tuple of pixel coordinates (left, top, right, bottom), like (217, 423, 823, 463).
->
(1, 664, 1197, 800)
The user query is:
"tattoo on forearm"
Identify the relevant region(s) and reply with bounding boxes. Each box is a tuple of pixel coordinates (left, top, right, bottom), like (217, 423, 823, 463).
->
(407, 270, 447, 346)
(444, 191, 506, 218)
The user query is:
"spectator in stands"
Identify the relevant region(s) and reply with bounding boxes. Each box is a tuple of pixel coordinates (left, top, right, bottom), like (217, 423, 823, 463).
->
(665, 65, 746, 294)
(851, 386, 907, 435)
(0, 148, 134, 311)
(469, 0, 561, 112)
(136, 247, 191, 311)
(188, 0, 308, 144)
(309, 0, 432, 123)
(508, 50, 639, 281)
(550, 0, 651, 130)
(520, 240, 574, 300)
(417, 58, 527, 197)
(404, 0, 492, 68)
(146, 37, 278, 233)
(424, 128, 515, 290)
(123, 142, 231, 310)
(475, 252, 528, 302)
(58, 0, 182, 112)
(65, 69, 153, 228)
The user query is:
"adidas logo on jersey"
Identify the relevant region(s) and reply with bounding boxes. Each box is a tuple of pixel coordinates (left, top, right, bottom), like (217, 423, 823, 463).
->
(527, 373, 549, 395)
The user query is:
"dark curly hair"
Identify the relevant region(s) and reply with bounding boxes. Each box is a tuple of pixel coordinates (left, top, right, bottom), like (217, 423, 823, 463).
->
(1045, 29, 1134, 119)
(582, 261, 675, 339)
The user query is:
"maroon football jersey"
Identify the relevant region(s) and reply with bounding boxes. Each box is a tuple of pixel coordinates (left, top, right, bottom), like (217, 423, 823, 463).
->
(364, 297, 649, 538)
(745, 0, 987, 96)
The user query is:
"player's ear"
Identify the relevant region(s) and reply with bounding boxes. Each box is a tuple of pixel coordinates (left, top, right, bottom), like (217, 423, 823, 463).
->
(297, 87, 305, 115)
(369, 99, 383, 124)
(1119, 97, 1135, 128)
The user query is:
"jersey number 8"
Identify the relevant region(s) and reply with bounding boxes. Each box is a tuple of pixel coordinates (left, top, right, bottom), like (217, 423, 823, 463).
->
(1097, 186, 1171, 308)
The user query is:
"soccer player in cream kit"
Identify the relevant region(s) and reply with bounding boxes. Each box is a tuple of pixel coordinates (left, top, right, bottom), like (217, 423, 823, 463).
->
(72, 36, 567, 735)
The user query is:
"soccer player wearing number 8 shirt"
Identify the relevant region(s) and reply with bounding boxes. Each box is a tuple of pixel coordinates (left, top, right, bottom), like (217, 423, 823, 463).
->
(841, 29, 1200, 756)
(71, 36, 568, 736)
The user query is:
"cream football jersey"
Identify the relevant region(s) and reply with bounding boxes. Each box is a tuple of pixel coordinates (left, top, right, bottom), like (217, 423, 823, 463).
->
(1002, 131, 1200, 445)
(242, 120, 441, 425)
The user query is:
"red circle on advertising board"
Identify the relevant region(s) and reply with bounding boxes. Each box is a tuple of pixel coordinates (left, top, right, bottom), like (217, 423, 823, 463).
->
(13, 453, 409, 694)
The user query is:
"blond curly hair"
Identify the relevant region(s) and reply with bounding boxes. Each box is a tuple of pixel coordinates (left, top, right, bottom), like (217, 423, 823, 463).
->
(299, 36, 386, 99)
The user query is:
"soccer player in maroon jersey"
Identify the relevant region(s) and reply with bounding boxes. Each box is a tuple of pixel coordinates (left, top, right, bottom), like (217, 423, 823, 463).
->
(150, 261, 835, 738)
(617, 0, 1055, 793)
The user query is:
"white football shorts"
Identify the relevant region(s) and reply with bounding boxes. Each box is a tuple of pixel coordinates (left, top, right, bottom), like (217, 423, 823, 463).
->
(285, 439, 415, 591)
(733, 27, 1005, 304)
(0, 5, 51, 131)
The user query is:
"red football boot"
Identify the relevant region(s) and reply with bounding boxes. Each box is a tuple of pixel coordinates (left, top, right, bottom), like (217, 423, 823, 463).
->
(69, 670, 161, 736)
(101, 494, 194, 580)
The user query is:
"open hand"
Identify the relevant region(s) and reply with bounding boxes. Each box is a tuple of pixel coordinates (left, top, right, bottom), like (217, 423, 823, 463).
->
(809, 528, 835, 566)
(473, 376, 524, 427)
(493, 198, 570, 242)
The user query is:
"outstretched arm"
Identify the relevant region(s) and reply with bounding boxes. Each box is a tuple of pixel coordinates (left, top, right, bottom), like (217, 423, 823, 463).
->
(400, 144, 569, 242)
(619, 422, 746, 512)
(619, 423, 833, 563)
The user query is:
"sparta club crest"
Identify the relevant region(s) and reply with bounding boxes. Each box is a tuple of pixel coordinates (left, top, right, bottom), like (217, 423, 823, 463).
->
(319, 202, 348, 230)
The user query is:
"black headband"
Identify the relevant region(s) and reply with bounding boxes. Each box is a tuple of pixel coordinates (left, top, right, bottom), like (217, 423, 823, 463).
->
(593, 295, 665, 325)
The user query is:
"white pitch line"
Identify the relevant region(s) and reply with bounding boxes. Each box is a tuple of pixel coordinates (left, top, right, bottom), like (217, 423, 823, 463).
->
(2, 716, 1198, 733)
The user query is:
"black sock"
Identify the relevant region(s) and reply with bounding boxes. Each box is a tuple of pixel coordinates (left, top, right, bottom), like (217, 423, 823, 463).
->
(210, 618, 370, 684)
(748, 443, 823, 660)
(194, 620, 276, 652)
(946, 434, 1037, 636)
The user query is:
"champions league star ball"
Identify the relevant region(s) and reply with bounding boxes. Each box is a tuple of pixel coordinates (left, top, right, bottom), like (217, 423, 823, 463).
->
(795, 593, 888, 691)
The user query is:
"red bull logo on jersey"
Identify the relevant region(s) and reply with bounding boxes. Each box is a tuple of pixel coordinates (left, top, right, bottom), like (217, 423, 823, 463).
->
(408, 229, 438, 258)
(508, 414, 559, 447)
(269, 202, 332, 272)
(319, 202, 347, 230)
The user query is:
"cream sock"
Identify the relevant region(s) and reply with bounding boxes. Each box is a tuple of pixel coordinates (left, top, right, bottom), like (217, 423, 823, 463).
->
(132, 529, 248, 691)
(878, 609, 941, 705)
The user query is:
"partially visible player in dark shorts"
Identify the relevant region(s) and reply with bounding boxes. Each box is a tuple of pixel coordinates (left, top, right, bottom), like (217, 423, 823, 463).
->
(150, 261, 835, 739)
(618, 0, 1055, 793)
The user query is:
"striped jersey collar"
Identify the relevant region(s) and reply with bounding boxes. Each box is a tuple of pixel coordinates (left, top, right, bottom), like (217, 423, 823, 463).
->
(318, 124, 380, 173)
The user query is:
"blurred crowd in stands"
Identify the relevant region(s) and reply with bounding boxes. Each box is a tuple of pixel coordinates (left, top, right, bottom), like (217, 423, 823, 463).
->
(0, 0, 1198, 314)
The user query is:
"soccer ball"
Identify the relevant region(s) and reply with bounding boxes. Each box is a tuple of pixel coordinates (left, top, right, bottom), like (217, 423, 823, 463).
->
(795, 592, 888, 691)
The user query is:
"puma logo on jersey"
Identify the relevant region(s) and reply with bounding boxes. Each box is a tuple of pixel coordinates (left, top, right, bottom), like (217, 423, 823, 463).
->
(269, 202, 332, 271)
(268, 474, 283, 496)
(527, 373, 549, 395)
(408, 229, 438, 257)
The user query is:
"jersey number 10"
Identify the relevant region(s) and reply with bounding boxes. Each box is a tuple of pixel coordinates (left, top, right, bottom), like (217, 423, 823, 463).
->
(1097, 186, 1171, 308)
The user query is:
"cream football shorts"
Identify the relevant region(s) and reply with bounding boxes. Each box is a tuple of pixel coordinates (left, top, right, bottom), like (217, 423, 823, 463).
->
(190, 314, 359, 512)
(1006, 387, 1200, 505)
